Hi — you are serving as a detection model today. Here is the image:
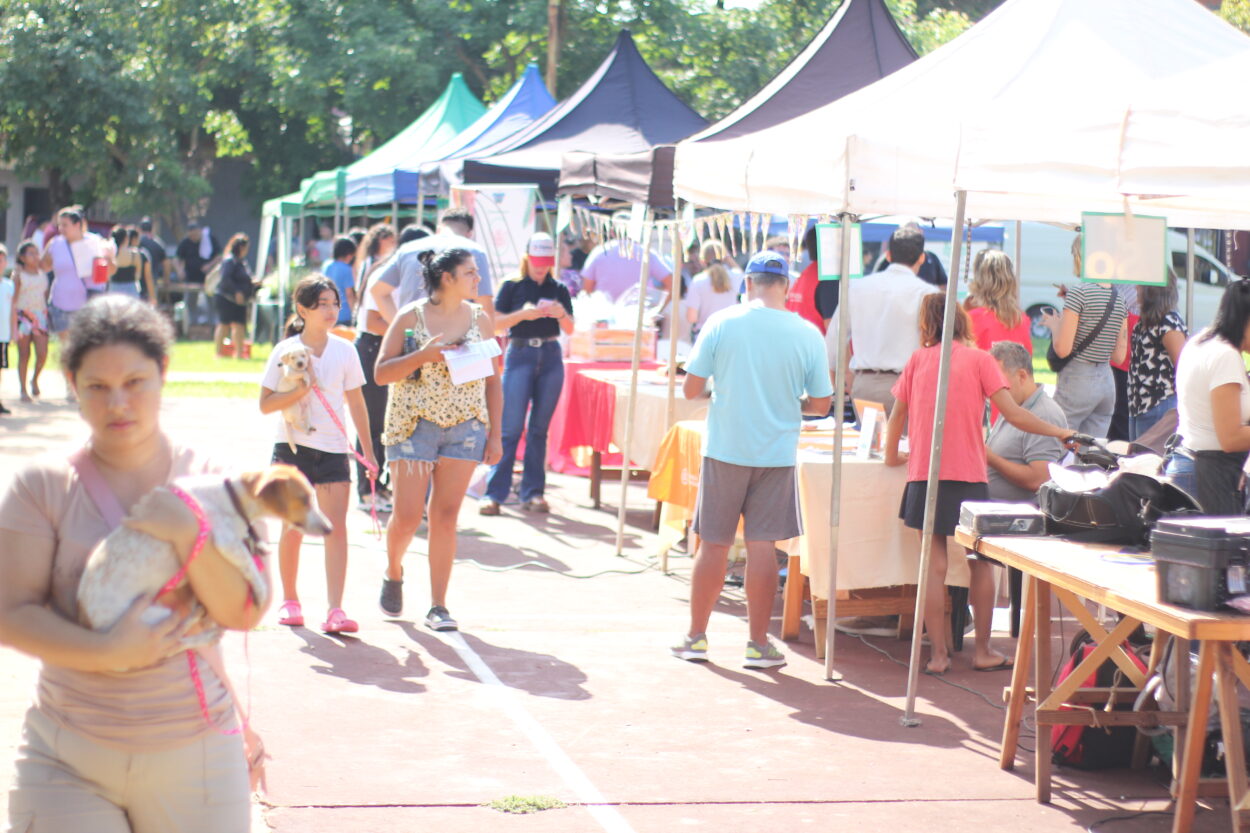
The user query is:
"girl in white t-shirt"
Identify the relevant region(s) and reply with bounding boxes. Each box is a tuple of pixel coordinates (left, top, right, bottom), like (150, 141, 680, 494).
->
(1169, 278, 1250, 514)
(260, 275, 376, 633)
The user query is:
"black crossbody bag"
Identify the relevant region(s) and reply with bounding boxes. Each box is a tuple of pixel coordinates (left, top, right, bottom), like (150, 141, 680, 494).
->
(1047, 292, 1116, 373)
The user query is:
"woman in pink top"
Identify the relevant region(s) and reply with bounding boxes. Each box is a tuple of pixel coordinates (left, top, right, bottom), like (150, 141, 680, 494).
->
(965, 250, 1032, 355)
(884, 295, 1071, 676)
(0, 296, 263, 831)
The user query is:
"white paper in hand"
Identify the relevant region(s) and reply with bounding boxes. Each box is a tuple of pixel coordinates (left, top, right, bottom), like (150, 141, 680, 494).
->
(443, 340, 502, 386)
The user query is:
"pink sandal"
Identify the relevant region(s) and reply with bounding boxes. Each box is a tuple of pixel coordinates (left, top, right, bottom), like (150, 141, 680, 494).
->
(322, 608, 358, 634)
(277, 600, 304, 627)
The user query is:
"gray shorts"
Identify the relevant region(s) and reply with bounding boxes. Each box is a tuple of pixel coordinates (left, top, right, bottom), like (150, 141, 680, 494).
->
(692, 457, 803, 545)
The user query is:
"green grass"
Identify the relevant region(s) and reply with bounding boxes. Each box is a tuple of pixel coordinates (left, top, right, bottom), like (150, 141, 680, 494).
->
(484, 795, 567, 815)
(42, 339, 272, 375)
(1031, 336, 1056, 387)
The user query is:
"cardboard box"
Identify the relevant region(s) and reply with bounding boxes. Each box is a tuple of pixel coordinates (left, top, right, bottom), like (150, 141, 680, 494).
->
(570, 329, 656, 362)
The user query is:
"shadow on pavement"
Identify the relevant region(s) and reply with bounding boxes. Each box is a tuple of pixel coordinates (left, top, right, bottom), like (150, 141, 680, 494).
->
(458, 538, 572, 573)
(292, 627, 429, 694)
(395, 622, 592, 701)
(704, 661, 964, 748)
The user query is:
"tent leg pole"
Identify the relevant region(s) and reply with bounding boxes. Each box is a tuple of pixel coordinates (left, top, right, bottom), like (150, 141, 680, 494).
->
(1186, 228, 1196, 329)
(901, 189, 968, 728)
(666, 205, 684, 429)
(615, 216, 653, 557)
(1014, 221, 1023, 281)
(824, 215, 855, 682)
(392, 201, 399, 226)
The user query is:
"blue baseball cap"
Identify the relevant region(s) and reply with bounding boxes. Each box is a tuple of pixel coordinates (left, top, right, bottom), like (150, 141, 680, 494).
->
(745, 250, 789, 278)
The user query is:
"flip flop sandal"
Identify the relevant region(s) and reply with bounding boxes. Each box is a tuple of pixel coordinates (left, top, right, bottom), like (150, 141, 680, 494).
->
(277, 600, 304, 627)
(974, 657, 1014, 672)
(322, 608, 358, 634)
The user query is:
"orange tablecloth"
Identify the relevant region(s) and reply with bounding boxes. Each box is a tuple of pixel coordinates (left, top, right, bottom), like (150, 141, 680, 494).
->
(649, 420, 968, 593)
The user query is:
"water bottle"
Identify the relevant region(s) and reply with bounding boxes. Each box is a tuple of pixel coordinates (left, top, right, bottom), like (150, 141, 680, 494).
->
(403, 328, 421, 380)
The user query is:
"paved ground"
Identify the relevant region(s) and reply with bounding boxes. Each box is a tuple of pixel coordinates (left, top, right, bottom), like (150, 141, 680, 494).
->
(0, 367, 1234, 832)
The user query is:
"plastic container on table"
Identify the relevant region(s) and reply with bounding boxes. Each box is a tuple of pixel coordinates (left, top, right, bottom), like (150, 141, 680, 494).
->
(1150, 517, 1250, 611)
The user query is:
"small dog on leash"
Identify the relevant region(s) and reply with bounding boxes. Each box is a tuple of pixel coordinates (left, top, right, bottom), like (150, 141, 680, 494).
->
(77, 465, 332, 662)
(276, 346, 316, 452)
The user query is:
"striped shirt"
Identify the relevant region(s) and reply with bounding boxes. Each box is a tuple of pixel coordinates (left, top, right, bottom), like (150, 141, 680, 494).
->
(1064, 282, 1126, 364)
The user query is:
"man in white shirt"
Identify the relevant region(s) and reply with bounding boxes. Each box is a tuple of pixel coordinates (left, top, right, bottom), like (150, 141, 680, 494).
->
(826, 226, 938, 414)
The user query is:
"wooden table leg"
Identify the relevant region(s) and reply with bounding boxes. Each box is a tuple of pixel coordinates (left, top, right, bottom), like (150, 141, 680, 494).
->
(591, 450, 602, 509)
(1173, 640, 1217, 833)
(1215, 643, 1250, 832)
(1034, 578, 1053, 803)
(1173, 638, 1191, 794)
(781, 555, 803, 641)
(1001, 574, 1036, 771)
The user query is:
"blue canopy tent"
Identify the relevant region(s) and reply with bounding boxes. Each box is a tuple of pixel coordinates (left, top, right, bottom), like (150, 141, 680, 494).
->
(409, 63, 557, 199)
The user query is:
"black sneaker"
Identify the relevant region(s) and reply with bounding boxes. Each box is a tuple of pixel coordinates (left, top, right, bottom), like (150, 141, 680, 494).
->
(379, 578, 403, 617)
(424, 605, 458, 631)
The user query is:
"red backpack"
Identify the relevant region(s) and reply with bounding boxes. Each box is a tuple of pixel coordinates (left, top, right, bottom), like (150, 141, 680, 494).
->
(1050, 630, 1149, 769)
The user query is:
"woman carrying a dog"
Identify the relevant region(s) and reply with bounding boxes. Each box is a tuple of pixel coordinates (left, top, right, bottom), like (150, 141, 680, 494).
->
(0, 295, 264, 831)
(374, 248, 502, 631)
(260, 275, 376, 634)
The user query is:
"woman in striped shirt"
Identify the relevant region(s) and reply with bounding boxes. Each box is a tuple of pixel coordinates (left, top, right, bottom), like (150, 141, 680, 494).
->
(1040, 236, 1128, 437)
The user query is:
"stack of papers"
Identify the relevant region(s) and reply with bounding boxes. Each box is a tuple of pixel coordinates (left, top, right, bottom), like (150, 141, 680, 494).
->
(442, 340, 502, 386)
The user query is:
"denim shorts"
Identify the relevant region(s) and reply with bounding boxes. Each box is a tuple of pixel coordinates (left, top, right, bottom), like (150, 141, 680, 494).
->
(387, 418, 487, 466)
(271, 443, 351, 486)
(48, 303, 76, 333)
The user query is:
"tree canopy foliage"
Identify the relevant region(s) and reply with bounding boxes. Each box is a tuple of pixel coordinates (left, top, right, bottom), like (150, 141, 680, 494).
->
(0, 0, 990, 222)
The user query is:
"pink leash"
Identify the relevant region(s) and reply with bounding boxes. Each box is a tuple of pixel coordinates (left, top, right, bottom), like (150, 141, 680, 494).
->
(308, 382, 382, 536)
(162, 484, 259, 737)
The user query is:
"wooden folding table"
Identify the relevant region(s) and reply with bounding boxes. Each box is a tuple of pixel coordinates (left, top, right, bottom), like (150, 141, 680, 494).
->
(956, 530, 1250, 833)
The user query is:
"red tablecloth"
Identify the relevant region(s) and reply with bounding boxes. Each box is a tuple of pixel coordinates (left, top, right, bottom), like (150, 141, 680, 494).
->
(547, 359, 659, 475)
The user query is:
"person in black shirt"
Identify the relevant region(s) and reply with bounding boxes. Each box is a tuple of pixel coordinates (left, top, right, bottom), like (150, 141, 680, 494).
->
(481, 232, 574, 516)
(175, 222, 220, 326)
(138, 217, 168, 283)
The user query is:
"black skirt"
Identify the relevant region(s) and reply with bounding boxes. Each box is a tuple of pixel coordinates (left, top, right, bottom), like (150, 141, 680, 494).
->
(215, 294, 248, 325)
(899, 480, 988, 536)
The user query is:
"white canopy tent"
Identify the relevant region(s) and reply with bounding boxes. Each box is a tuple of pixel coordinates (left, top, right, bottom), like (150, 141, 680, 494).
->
(674, 0, 1250, 229)
(673, 0, 1250, 723)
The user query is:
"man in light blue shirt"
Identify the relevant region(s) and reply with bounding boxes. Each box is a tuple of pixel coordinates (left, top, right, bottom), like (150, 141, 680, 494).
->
(322, 236, 358, 325)
(369, 208, 496, 321)
(674, 251, 833, 670)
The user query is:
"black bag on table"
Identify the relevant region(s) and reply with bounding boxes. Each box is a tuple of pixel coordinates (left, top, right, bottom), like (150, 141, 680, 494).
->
(1038, 467, 1199, 546)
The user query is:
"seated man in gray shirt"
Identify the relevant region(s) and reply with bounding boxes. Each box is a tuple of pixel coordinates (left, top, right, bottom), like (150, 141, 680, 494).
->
(370, 207, 495, 321)
(968, 340, 1068, 671)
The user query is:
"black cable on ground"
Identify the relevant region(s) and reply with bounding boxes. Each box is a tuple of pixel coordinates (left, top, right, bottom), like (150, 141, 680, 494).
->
(1085, 810, 1171, 832)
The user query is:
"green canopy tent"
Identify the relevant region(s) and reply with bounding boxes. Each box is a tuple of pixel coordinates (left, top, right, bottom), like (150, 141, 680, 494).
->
(301, 73, 486, 218)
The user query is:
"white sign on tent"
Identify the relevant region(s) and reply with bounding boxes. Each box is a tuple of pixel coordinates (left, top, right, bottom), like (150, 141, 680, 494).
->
(1080, 212, 1168, 286)
(450, 185, 538, 279)
(815, 222, 863, 280)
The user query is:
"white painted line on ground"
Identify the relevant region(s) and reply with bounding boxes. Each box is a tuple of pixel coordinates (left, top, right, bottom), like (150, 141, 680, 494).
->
(441, 631, 638, 833)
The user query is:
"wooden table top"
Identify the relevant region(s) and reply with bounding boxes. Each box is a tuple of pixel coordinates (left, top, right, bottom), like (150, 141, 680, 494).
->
(956, 529, 1250, 642)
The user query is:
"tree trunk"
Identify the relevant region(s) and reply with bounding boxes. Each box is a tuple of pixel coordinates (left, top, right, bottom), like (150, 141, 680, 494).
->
(48, 167, 73, 209)
(546, 0, 561, 96)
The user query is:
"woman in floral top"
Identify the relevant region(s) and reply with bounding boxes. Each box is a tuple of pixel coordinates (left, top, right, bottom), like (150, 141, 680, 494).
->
(1128, 272, 1187, 439)
(374, 248, 502, 631)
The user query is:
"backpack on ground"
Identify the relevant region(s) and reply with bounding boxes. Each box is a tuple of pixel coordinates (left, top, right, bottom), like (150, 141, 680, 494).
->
(1050, 629, 1149, 769)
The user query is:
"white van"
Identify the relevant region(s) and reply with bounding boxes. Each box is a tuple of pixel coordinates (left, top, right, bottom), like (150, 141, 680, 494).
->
(1007, 223, 1233, 337)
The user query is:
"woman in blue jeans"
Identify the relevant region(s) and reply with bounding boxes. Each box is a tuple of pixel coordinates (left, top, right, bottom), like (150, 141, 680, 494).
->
(482, 233, 575, 515)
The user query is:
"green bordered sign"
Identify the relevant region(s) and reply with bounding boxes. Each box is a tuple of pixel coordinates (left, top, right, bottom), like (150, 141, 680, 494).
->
(815, 222, 863, 281)
(1080, 212, 1168, 286)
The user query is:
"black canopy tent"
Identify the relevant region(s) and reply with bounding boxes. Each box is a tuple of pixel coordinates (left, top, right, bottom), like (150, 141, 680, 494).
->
(556, 0, 917, 208)
(461, 31, 706, 198)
